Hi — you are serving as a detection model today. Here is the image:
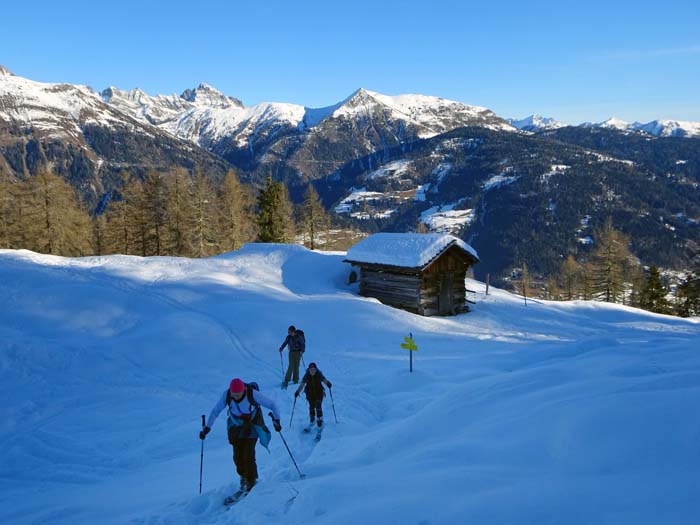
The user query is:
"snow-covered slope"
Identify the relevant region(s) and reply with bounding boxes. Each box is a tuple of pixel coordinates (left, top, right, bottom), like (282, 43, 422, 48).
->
(104, 85, 515, 148)
(601, 116, 634, 130)
(634, 119, 700, 138)
(330, 88, 515, 137)
(508, 114, 564, 131)
(581, 118, 631, 132)
(100, 86, 194, 127)
(102, 83, 302, 148)
(582, 117, 700, 138)
(0, 66, 142, 140)
(1, 245, 699, 525)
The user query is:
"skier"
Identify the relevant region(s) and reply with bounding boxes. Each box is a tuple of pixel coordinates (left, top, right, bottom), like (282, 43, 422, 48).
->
(279, 325, 306, 388)
(294, 362, 332, 438)
(199, 378, 281, 499)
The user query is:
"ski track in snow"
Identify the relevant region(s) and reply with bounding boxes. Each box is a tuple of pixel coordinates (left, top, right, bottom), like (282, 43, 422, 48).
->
(1, 245, 699, 524)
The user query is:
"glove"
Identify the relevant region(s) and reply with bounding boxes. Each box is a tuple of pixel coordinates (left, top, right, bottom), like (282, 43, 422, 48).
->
(272, 418, 282, 432)
(326, 381, 332, 388)
(279, 347, 283, 353)
(294, 391, 299, 398)
(199, 425, 211, 440)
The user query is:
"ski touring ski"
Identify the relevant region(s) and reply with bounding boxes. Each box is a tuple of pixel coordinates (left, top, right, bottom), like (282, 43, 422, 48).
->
(224, 489, 250, 506)
(302, 423, 323, 440)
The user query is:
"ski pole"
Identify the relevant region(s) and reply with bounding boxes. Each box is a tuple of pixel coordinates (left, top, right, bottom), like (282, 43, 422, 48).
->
(329, 387, 338, 423)
(280, 351, 285, 376)
(269, 412, 306, 479)
(289, 397, 297, 427)
(301, 354, 306, 369)
(279, 430, 306, 479)
(199, 414, 205, 494)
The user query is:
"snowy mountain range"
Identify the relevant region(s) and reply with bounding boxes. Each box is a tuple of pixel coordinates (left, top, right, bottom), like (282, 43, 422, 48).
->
(579, 116, 700, 137)
(0, 68, 696, 175)
(0, 66, 510, 171)
(0, 66, 232, 201)
(0, 65, 146, 140)
(4, 65, 698, 160)
(2, 66, 700, 281)
(508, 114, 564, 131)
(509, 112, 700, 138)
(102, 84, 516, 148)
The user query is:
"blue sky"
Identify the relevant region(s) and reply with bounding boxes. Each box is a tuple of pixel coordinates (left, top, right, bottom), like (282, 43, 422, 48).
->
(2, 0, 699, 123)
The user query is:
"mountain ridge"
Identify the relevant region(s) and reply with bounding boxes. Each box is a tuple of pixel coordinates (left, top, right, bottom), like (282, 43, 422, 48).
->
(2, 67, 700, 282)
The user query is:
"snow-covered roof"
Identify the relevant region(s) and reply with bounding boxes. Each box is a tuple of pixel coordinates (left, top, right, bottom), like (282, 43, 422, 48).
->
(345, 233, 479, 269)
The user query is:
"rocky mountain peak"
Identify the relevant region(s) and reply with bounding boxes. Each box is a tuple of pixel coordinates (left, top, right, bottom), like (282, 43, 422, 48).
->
(100, 86, 149, 104)
(180, 83, 243, 108)
(342, 87, 379, 107)
(0, 65, 15, 76)
(509, 114, 563, 131)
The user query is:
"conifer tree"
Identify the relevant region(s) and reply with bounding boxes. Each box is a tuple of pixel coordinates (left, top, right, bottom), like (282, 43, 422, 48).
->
(103, 173, 137, 255)
(256, 176, 295, 243)
(189, 171, 218, 257)
(300, 184, 330, 250)
(103, 196, 131, 255)
(121, 175, 148, 256)
(165, 168, 193, 256)
(639, 265, 671, 314)
(25, 168, 93, 256)
(218, 169, 254, 252)
(142, 171, 168, 255)
(518, 263, 535, 302)
(579, 262, 594, 301)
(93, 214, 108, 256)
(590, 219, 631, 303)
(560, 255, 580, 300)
(677, 262, 700, 317)
(545, 276, 560, 300)
(626, 264, 646, 308)
(0, 172, 12, 249)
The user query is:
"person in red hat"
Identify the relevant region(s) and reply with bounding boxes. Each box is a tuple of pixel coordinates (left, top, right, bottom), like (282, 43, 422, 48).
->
(200, 378, 281, 495)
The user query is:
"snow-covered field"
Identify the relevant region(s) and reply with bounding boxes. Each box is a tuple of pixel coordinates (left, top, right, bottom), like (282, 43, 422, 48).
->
(1, 245, 699, 525)
(420, 202, 475, 234)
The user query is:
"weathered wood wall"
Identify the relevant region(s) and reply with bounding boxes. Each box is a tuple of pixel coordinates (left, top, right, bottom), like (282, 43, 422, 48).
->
(354, 245, 477, 316)
(359, 268, 422, 312)
(419, 249, 469, 315)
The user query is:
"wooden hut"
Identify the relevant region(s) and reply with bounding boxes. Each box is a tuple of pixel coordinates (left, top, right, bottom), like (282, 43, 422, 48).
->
(344, 233, 479, 316)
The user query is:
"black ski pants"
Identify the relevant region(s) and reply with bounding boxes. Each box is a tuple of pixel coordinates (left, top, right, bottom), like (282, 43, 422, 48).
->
(308, 398, 323, 426)
(230, 437, 258, 483)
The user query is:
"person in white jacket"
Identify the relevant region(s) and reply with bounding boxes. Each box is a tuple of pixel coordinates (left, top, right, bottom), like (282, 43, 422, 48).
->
(200, 378, 281, 492)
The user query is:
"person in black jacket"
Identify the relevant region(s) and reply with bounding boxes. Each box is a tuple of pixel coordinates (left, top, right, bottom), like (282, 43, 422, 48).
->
(279, 325, 305, 388)
(294, 362, 332, 429)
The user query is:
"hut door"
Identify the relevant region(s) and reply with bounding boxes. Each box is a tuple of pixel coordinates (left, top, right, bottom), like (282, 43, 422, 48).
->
(438, 273, 453, 315)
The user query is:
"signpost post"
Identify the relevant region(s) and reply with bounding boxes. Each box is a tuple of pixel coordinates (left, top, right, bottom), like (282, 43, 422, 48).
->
(400, 332, 418, 372)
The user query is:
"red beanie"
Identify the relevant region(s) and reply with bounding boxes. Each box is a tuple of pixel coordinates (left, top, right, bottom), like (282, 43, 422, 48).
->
(229, 378, 245, 394)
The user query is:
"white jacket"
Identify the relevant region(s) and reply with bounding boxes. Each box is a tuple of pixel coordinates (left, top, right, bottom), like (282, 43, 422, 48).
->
(206, 388, 280, 429)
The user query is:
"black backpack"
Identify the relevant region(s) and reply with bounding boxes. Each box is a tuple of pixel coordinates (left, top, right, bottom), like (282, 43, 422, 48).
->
(296, 330, 306, 352)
